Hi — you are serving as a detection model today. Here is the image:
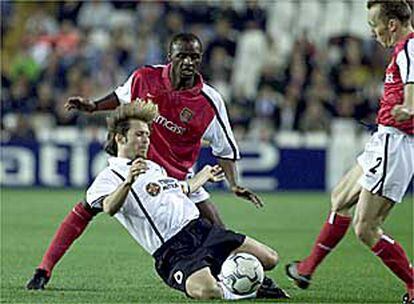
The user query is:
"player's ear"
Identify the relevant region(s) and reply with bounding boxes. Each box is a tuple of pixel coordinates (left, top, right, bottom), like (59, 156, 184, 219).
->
(388, 18, 398, 32)
(167, 52, 172, 62)
(115, 133, 126, 145)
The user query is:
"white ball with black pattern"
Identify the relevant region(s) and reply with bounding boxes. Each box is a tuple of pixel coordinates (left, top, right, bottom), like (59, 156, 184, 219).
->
(220, 253, 264, 295)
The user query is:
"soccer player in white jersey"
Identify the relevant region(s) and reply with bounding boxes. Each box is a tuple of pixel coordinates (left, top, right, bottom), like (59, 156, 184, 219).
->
(286, 1, 414, 303)
(85, 101, 289, 300)
(27, 33, 262, 290)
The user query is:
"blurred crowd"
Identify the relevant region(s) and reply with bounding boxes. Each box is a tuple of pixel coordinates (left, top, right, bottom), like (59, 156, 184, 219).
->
(1, 0, 392, 143)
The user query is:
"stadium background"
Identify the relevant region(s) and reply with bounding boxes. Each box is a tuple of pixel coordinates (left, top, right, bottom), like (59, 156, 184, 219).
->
(1, 1, 413, 303)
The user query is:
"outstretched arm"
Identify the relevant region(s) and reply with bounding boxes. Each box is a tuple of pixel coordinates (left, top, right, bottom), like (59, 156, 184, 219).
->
(65, 92, 120, 113)
(185, 165, 225, 194)
(217, 158, 264, 208)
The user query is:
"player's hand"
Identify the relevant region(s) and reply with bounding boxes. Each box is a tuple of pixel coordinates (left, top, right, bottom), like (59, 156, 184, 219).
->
(126, 158, 148, 185)
(231, 186, 264, 208)
(65, 96, 96, 113)
(207, 165, 226, 182)
(391, 105, 414, 122)
(198, 165, 226, 183)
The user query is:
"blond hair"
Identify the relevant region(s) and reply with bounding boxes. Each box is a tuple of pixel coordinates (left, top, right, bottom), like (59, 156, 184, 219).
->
(105, 100, 159, 156)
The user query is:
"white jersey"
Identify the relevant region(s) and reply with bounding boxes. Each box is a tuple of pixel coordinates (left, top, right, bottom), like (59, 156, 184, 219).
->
(86, 157, 200, 255)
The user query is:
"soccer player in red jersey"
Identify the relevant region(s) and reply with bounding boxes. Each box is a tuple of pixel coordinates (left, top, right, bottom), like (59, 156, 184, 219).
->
(27, 33, 264, 290)
(286, 1, 414, 303)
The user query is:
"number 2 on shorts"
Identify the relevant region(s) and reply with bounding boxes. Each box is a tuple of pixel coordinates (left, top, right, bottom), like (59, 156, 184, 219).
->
(369, 157, 382, 175)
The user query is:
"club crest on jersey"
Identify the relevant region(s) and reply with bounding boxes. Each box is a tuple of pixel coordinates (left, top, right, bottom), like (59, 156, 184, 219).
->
(179, 107, 193, 124)
(146, 182, 161, 197)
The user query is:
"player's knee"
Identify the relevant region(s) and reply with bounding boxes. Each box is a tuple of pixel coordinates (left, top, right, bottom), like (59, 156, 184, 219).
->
(331, 188, 353, 215)
(353, 219, 374, 245)
(262, 249, 279, 270)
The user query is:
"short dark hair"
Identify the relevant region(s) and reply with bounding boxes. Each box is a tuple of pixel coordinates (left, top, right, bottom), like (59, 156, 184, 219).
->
(367, 0, 412, 25)
(168, 33, 203, 53)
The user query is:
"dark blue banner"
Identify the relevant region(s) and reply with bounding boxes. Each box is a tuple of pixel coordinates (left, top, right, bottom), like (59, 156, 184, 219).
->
(1, 141, 325, 190)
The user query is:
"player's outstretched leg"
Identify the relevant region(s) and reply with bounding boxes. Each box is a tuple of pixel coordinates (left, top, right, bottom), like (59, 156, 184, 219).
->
(286, 165, 362, 289)
(354, 190, 414, 303)
(26, 202, 97, 290)
(186, 267, 256, 300)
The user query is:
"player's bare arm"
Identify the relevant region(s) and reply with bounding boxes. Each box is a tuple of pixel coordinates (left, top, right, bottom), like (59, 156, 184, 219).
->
(65, 92, 120, 113)
(102, 159, 148, 216)
(186, 165, 225, 194)
(391, 84, 414, 121)
(218, 159, 264, 208)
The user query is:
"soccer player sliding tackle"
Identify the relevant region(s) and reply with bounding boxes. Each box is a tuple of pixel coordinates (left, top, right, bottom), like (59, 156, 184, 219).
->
(27, 33, 271, 293)
(286, 1, 414, 303)
(80, 101, 290, 300)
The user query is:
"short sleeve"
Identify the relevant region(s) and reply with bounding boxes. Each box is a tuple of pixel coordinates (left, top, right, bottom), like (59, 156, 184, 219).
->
(86, 169, 120, 209)
(396, 38, 414, 84)
(201, 86, 240, 160)
(114, 71, 138, 104)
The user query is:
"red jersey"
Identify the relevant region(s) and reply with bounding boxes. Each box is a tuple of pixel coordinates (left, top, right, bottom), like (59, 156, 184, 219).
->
(114, 64, 240, 180)
(377, 32, 414, 134)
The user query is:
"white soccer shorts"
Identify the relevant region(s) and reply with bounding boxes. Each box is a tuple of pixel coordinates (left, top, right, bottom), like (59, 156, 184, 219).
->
(357, 125, 414, 203)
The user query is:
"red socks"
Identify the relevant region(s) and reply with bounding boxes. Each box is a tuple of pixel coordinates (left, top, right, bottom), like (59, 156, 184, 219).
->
(371, 235, 414, 295)
(38, 203, 94, 275)
(298, 215, 413, 297)
(298, 212, 352, 275)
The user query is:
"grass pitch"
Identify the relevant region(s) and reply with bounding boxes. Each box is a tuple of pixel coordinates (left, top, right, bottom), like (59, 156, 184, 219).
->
(1, 189, 413, 303)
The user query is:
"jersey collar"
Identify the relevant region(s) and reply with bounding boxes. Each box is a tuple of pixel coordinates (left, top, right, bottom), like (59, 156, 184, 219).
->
(161, 63, 203, 95)
(108, 156, 133, 168)
(108, 157, 152, 168)
(395, 31, 414, 50)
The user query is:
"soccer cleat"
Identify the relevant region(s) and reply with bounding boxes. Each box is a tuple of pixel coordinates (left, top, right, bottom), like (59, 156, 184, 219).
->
(285, 261, 312, 289)
(26, 268, 50, 290)
(256, 276, 290, 299)
(402, 293, 414, 304)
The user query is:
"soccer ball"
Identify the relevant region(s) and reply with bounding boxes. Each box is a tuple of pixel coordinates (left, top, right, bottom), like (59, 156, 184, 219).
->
(220, 252, 264, 295)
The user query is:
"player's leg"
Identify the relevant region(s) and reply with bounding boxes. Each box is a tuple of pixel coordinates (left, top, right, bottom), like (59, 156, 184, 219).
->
(286, 164, 362, 288)
(185, 267, 222, 299)
(26, 201, 98, 290)
(231, 236, 279, 270)
(196, 200, 225, 227)
(185, 266, 257, 300)
(354, 128, 414, 302)
(354, 189, 414, 302)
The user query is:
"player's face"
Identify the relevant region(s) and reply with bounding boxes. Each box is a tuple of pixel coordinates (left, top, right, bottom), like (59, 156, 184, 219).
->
(122, 120, 151, 159)
(169, 40, 202, 80)
(367, 5, 395, 48)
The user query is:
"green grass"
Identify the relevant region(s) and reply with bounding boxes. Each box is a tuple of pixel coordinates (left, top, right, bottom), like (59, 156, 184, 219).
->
(1, 189, 413, 303)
